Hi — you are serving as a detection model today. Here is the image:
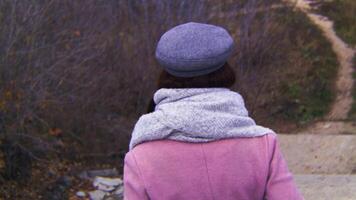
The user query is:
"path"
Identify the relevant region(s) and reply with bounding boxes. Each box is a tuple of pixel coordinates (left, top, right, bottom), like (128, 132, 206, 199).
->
(292, 0, 355, 135)
(294, 175, 356, 200)
(210, 0, 355, 133)
(281, 1, 356, 199)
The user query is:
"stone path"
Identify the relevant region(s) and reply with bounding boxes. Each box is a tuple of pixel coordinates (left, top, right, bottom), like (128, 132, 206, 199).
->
(279, 134, 356, 174)
(294, 175, 356, 200)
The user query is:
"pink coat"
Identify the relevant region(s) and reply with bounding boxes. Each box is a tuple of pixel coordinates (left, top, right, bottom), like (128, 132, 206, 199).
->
(123, 134, 304, 200)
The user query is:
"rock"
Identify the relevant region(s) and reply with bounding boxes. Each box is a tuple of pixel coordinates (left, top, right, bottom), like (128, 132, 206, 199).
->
(113, 186, 124, 198)
(89, 190, 107, 200)
(79, 168, 119, 180)
(102, 185, 124, 200)
(103, 193, 123, 200)
(88, 169, 119, 178)
(93, 177, 123, 192)
(76, 191, 86, 197)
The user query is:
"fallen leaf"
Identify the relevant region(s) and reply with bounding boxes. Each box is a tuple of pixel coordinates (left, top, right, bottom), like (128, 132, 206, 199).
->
(49, 128, 63, 137)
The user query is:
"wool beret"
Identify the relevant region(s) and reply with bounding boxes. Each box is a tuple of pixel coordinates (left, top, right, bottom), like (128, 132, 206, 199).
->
(155, 22, 234, 78)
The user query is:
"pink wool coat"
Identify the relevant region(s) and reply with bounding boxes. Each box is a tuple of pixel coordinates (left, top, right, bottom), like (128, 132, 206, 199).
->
(123, 134, 304, 200)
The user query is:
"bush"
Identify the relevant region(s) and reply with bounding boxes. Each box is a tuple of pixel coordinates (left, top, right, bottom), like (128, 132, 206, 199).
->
(0, 0, 337, 155)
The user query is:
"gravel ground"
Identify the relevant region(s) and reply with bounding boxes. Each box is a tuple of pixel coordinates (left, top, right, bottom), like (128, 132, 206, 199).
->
(279, 134, 356, 174)
(295, 175, 356, 200)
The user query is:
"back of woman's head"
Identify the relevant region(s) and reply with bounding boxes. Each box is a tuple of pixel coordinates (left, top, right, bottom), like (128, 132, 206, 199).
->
(147, 63, 236, 113)
(148, 22, 236, 112)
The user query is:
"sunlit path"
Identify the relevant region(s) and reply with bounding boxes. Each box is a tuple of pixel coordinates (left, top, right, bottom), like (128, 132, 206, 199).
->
(293, 0, 355, 121)
(281, 2, 356, 198)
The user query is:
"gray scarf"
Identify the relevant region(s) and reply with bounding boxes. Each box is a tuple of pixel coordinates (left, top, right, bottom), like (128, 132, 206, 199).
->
(129, 88, 274, 149)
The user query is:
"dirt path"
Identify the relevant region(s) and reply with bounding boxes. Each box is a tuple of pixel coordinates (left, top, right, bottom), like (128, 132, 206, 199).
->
(291, 0, 355, 134)
(280, 3, 356, 198)
(211, 0, 355, 133)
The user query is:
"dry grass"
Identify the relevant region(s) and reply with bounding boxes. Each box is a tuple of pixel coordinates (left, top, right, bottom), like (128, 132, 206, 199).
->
(317, 0, 356, 46)
(0, 1, 339, 198)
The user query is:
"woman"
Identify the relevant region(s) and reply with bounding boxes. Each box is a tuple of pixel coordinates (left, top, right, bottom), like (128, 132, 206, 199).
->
(123, 22, 303, 200)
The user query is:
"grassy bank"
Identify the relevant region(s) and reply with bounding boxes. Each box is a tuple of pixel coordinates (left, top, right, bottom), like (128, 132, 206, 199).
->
(279, 10, 337, 123)
(231, 8, 338, 130)
(317, 0, 356, 46)
(316, 0, 356, 119)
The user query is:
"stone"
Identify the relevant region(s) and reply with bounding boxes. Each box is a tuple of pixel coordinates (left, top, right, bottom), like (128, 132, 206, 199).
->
(103, 193, 123, 200)
(93, 177, 123, 192)
(79, 168, 119, 180)
(113, 186, 124, 198)
(89, 190, 107, 200)
(76, 191, 86, 197)
(87, 169, 119, 178)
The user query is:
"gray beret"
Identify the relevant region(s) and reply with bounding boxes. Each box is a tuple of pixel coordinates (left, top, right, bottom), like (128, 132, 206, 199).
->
(155, 22, 234, 78)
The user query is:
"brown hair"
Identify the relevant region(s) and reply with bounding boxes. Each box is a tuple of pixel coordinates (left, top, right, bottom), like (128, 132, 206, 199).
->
(147, 63, 236, 113)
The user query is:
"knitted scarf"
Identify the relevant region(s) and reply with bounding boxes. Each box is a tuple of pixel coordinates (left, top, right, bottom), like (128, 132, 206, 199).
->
(129, 88, 274, 149)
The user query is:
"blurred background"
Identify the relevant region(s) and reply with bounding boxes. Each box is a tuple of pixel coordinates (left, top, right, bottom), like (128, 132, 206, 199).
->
(0, 0, 355, 199)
